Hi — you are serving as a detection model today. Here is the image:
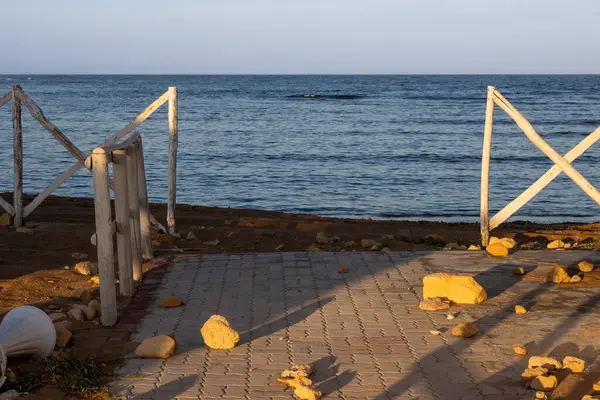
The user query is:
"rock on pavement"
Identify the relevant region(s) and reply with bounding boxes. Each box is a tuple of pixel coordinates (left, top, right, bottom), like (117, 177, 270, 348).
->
(423, 273, 487, 304)
(200, 315, 240, 350)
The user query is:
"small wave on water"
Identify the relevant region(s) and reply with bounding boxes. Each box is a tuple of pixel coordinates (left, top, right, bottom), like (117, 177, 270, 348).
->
(286, 94, 365, 100)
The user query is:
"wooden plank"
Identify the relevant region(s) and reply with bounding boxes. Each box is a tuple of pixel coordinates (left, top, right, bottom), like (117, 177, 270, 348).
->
(15, 89, 87, 162)
(136, 138, 153, 260)
(0, 91, 11, 109)
(97, 131, 140, 154)
(24, 161, 83, 218)
(90, 150, 118, 326)
(167, 87, 178, 235)
(112, 149, 134, 297)
(12, 86, 23, 228)
(126, 143, 143, 281)
(0, 195, 15, 216)
(490, 126, 600, 230)
(493, 90, 600, 207)
(480, 86, 495, 246)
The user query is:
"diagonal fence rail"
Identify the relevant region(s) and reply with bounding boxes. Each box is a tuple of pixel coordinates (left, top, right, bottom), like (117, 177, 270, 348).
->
(480, 86, 600, 245)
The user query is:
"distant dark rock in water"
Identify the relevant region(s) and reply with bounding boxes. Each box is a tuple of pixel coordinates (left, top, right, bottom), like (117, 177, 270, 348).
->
(287, 94, 364, 100)
(304, 94, 321, 98)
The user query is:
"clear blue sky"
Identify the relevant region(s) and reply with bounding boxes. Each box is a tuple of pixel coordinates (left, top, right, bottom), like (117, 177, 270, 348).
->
(1, 0, 598, 74)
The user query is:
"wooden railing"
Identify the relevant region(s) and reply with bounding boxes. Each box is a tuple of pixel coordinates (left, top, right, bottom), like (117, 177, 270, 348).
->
(88, 131, 150, 326)
(0, 85, 179, 234)
(480, 86, 600, 245)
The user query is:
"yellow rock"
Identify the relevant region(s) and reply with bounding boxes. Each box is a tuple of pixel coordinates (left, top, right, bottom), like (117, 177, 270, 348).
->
(89, 276, 100, 286)
(521, 367, 548, 382)
(277, 376, 312, 389)
(547, 267, 570, 284)
(451, 322, 480, 338)
(338, 265, 350, 274)
(71, 288, 92, 302)
(200, 315, 240, 349)
(593, 379, 600, 391)
(547, 239, 565, 249)
(88, 299, 101, 314)
(55, 327, 72, 348)
(489, 236, 500, 245)
(512, 267, 525, 275)
(281, 364, 313, 379)
(418, 297, 451, 311)
(514, 345, 527, 355)
(528, 356, 562, 370)
(578, 260, 595, 273)
(515, 305, 527, 315)
(530, 375, 557, 391)
(582, 395, 599, 400)
(293, 385, 322, 400)
(499, 238, 517, 249)
(486, 243, 509, 257)
(0, 213, 12, 226)
(467, 244, 481, 251)
(563, 356, 585, 373)
(159, 296, 183, 308)
(423, 273, 487, 304)
(76, 305, 96, 320)
(535, 392, 547, 399)
(135, 335, 176, 358)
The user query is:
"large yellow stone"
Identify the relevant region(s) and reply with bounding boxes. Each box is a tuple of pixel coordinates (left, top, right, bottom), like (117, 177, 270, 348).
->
(546, 267, 570, 284)
(490, 237, 517, 249)
(293, 385, 322, 400)
(530, 375, 557, 391)
(562, 356, 585, 373)
(486, 243, 509, 257)
(200, 315, 240, 349)
(423, 273, 487, 304)
(135, 335, 176, 359)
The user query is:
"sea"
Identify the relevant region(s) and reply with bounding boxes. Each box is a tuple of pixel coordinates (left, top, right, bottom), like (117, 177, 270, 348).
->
(1, 75, 600, 223)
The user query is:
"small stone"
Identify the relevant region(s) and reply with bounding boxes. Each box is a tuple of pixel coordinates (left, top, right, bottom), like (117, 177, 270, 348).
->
(370, 244, 380, 251)
(55, 327, 72, 348)
(593, 379, 600, 391)
(159, 296, 183, 308)
(54, 320, 71, 330)
(522, 367, 548, 383)
(582, 395, 599, 400)
(275, 244, 284, 252)
(446, 313, 455, 320)
(315, 232, 329, 245)
(528, 356, 562, 370)
(564, 242, 573, 249)
(535, 392, 547, 399)
(570, 275, 583, 283)
(71, 252, 88, 260)
(512, 267, 525, 275)
(514, 345, 527, 355)
(418, 297, 451, 311)
(578, 260, 595, 273)
(423, 273, 487, 304)
(16, 227, 34, 234)
(307, 244, 321, 252)
(451, 322, 479, 338)
(547, 239, 565, 249)
(344, 241, 356, 249)
(515, 305, 527, 315)
(492, 237, 516, 249)
(381, 247, 391, 252)
(281, 364, 313, 378)
(530, 375, 557, 391)
(429, 330, 442, 336)
(77, 305, 96, 320)
(135, 335, 176, 358)
(338, 265, 350, 274)
(68, 307, 85, 321)
(444, 242, 460, 250)
(547, 266, 570, 283)
(0, 213, 12, 227)
(293, 385, 322, 400)
(71, 288, 92, 302)
(203, 239, 220, 245)
(200, 315, 240, 349)
(186, 231, 197, 240)
(467, 244, 481, 251)
(563, 356, 585, 373)
(73, 261, 98, 276)
(89, 276, 100, 286)
(88, 299, 101, 313)
(486, 242, 509, 257)
(49, 313, 68, 323)
(361, 238, 377, 248)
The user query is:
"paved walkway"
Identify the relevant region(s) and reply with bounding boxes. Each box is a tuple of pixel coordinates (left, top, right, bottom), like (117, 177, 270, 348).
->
(110, 251, 600, 399)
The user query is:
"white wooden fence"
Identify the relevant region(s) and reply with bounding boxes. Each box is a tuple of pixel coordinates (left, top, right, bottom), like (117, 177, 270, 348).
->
(480, 86, 600, 245)
(0, 85, 179, 234)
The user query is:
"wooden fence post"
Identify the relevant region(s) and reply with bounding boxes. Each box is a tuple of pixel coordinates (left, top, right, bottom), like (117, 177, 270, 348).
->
(12, 85, 23, 228)
(167, 86, 178, 235)
(126, 143, 143, 281)
(480, 86, 495, 246)
(91, 149, 118, 326)
(136, 138, 153, 260)
(112, 149, 134, 297)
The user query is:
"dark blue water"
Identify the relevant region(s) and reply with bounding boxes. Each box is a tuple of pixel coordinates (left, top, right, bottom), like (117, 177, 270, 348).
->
(1, 75, 600, 222)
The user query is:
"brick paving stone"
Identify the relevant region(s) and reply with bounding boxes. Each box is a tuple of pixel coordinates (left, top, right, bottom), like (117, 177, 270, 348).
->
(110, 251, 600, 399)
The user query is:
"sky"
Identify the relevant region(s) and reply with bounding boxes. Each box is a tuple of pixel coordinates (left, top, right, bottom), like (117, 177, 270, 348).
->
(1, 0, 599, 74)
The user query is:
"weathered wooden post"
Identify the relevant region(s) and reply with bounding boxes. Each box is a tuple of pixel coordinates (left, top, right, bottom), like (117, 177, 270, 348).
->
(126, 143, 143, 281)
(167, 86, 178, 235)
(136, 138, 153, 260)
(112, 149, 134, 297)
(480, 86, 495, 246)
(90, 148, 118, 326)
(12, 85, 23, 228)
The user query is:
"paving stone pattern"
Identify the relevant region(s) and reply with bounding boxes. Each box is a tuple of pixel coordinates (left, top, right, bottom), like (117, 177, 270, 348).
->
(110, 251, 600, 399)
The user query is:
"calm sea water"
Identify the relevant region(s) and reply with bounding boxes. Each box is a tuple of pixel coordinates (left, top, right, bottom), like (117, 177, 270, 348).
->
(1, 75, 600, 223)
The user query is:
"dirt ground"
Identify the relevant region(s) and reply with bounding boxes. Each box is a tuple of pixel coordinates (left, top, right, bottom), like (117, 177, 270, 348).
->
(1, 193, 600, 398)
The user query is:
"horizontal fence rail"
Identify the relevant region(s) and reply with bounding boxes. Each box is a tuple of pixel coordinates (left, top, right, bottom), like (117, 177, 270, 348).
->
(480, 86, 600, 245)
